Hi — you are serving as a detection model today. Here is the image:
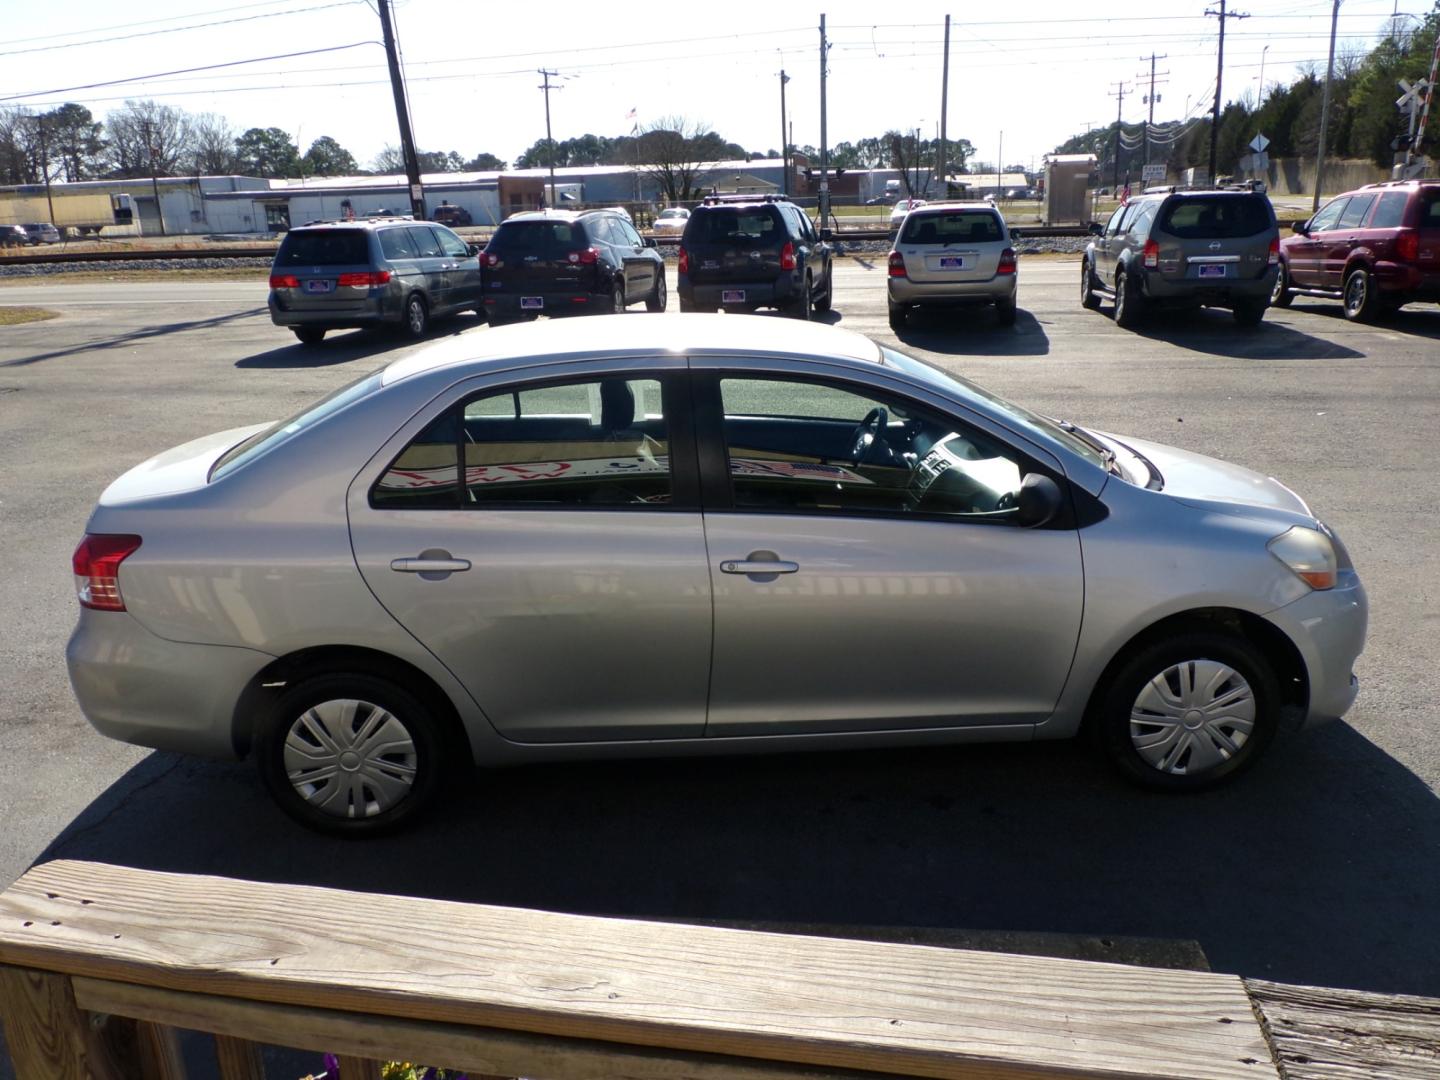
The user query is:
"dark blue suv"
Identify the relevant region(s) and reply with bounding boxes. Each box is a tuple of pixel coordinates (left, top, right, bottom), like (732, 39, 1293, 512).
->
(678, 195, 833, 318)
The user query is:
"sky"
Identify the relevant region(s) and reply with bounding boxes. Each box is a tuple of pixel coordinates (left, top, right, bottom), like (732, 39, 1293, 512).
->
(2, 0, 1432, 173)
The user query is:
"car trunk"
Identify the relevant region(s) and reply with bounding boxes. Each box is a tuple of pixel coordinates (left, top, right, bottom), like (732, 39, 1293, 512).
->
(483, 220, 597, 296)
(270, 229, 374, 314)
(1152, 196, 1274, 284)
(684, 207, 785, 283)
(896, 211, 1006, 282)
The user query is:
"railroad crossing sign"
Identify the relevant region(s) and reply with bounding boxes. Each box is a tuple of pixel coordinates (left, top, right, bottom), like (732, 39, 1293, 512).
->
(1248, 134, 1270, 154)
(1397, 79, 1429, 109)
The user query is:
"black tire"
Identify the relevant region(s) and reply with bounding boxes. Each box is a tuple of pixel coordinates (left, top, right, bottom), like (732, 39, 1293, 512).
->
(679, 295, 696, 313)
(255, 673, 448, 835)
(293, 327, 326, 345)
(402, 294, 429, 339)
(1112, 269, 1144, 329)
(814, 270, 833, 313)
(1270, 261, 1294, 307)
(1080, 258, 1101, 310)
(887, 299, 906, 332)
(995, 297, 1017, 326)
(611, 279, 627, 314)
(1232, 300, 1266, 327)
(1342, 266, 1380, 323)
(792, 274, 814, 320)
(646, 270, 667, 312)
(1093, 632, 1280, 791)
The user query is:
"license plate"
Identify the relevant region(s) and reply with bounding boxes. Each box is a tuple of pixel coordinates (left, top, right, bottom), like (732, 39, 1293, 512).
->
(722, 289, 746, 304)
(1198, 264, 1228, 279)
(939, 256, 966, 270)
(303, 279, 334, 294)
(520, 296, 544, 310)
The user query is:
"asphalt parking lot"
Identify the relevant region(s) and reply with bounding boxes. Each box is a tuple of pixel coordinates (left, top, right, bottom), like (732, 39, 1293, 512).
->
(2, 260, 1438, 1003)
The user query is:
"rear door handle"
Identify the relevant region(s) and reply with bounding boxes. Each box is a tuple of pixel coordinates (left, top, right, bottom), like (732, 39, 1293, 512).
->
(720, 559, 799, 575)
(391, 557, 471, 573)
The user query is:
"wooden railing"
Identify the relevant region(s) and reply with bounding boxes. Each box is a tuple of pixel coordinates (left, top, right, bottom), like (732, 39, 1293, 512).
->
(0, 860, 1285, 1080)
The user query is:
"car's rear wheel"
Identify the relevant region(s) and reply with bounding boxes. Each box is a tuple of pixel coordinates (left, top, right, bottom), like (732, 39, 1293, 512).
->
(646, 271, 667, 312)
(403, 294, 429, 338)
(1112, 270, 1144, 329)
(1094, 632, 1280, 791)
(293, 327, 326, 345)
(256, 673, 447, 834)
(1080, 258, 1101, 310)
(792, 274, 814, 320)
(1232, 300, 1266, 326)
(1270, 261, 1294, 307)
(887, 299, 906, 332)
(1342, 266, 1380, 323)
(814, 271, 833, 313)
(611, 279, 627, 314)
(995, 296, 1017, 326)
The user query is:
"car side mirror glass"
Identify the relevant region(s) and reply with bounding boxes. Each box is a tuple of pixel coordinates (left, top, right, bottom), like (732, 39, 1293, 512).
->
(1009, 227, 1023, 240)
(466, 242, 480, 256)
(1016, 473, 1063, 529)
(1088, 222, 1103, 236)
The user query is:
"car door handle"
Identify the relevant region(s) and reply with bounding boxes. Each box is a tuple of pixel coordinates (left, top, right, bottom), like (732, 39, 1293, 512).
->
(391, 557, 471, 573)
(720, 559, 799, 575)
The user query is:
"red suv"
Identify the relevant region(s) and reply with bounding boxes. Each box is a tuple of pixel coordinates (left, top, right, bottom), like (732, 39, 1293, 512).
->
(1273, 180, 1440, 321)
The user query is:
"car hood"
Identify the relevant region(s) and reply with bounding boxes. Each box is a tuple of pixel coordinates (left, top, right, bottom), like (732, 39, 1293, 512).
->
(99, 423, 270, 505)
(1102, 432, 1314, 520)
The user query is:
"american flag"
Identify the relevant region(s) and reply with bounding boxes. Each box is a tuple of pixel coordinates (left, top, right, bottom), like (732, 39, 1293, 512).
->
(625, 107, 637, 120)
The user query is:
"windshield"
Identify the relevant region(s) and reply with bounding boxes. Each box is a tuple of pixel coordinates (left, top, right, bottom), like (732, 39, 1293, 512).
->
(211, 371, 383, 481)
(688, 208, 782, 245)
(275, 229, 370, 266)
(1158, 196, 1272, 238)
(878, 346, 1108, 470)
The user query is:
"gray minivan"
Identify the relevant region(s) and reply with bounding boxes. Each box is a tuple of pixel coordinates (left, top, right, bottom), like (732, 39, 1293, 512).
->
(268, 218, 481, 345)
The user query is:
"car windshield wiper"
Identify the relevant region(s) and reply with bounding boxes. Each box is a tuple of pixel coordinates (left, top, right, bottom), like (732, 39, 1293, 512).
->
(1055, 419, 1120, 473)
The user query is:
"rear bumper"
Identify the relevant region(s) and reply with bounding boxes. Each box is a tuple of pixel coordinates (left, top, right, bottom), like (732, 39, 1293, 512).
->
(1373, 261, 1440, 301)
(888, 275, 1016, 305)
(1264, 571, 1368, 729)
(679, 275, 801, 309)
(67, 608, 273, 760)
(482, 291, 606, 317)
(1140, 266, 1276, 305)
(268, 292, 394, 329)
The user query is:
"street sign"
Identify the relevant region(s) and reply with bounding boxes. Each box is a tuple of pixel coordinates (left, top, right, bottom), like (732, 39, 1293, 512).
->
(1141, 164, 1167, 182)
(1248, 134, 1270, 153)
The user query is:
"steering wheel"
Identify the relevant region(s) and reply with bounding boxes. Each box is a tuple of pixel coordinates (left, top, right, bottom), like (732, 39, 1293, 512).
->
(848, 407, 889, 463)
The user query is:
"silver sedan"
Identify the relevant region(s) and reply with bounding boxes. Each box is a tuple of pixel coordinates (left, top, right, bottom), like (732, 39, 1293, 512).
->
(68, 317, 1366, 833)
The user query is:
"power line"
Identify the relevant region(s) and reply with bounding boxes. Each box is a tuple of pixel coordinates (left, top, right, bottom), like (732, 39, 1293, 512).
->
(1, 0, 327, 46)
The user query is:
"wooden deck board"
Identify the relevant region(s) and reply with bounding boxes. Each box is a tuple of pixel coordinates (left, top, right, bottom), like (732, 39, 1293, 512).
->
(0, 860, 1277, 1080)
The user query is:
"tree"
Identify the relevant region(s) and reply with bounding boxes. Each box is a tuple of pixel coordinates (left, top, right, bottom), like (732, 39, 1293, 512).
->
(371, 144, 406, 174)
(302, 135, 358, 176)
(0, 107, 42, 185)
(464, 151, 506, 171)
(235, 127, 300, 179)
(887, 130, 933, 197)
(189, 113, 239, 175)
(44, 104, 105, 181)
(636, 117, 719, 202)
(104, 100, 193, 177)
(416, 150, 465, 173)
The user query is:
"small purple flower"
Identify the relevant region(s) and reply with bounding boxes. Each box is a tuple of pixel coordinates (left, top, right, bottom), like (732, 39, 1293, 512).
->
(323, 1053, 340, 1076)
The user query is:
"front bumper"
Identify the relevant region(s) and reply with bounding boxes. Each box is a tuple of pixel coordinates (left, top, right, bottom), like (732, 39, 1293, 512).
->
(1264, 570, 1368, 729)
(889, 274, 1016, 306)
(67, 608, 273, 759)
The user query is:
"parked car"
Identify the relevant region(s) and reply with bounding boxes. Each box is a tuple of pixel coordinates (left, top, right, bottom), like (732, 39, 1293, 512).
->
(430, 202, 472, 228)
(67, 316, 1367, 833)
(0, 224, 27, 248)
(887, 202, 1018, 329)
(479, 208, 665, 323)
(1080, 188, 1279, 328)
(267, 218, 480, 345)
(652, 207, 690, 234)
(864, 195, 893, 206)
(21, 222, 61, 245)
(1272, 179, 1440, 322)
(677, 194, 832, 317)
(889, 198, 927, 231)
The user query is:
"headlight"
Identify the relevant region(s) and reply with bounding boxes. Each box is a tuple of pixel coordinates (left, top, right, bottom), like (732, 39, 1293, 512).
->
(1268, 526, 1337, 590)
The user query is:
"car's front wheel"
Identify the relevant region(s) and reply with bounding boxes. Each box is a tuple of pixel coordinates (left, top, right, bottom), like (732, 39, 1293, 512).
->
(256, 673, 448, 834)
(1094, 632, 1280, 790)
(1080, 258, 1101, 310)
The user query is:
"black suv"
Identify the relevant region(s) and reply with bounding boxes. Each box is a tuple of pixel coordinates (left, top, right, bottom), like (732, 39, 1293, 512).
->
(1080, 188, 1279, 327)
(677, 195, 833, 318)
(480, 209, 666, 323)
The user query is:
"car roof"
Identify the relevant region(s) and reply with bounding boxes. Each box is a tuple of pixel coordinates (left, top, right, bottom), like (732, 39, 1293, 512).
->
(908, 201, 998, 213)
(382, 315, 885, 386)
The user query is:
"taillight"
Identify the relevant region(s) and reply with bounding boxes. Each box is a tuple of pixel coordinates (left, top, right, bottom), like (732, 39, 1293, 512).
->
(1143, 239, 1159, 269)
(780, 241, 797, 271)
(568, 247, 600, 265)
(1267, 237, 1280, 266)
(72, 534, 142, 612)
(269, 274, 299, 289)
(483, 252, 501, 268)
(678, 246, 689, 274)
(887, 251, 907, 278)
(997, 248, 1017, 275)
(1396, 229, 1419, 262)
(337, 270, 391, 287)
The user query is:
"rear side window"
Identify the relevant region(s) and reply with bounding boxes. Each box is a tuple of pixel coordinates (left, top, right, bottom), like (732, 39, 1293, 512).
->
(901, 211, 1003, 244)
(688, 208, 782, 245)
(275, 229, 369, 266)
(378, 228, 419, 260)
(213, 372, 383, 481)
(1369, 192, 1408, 229)
(488, 221, 585, 256)
(1158, 197, 1271, 238)
(407, 226, 444, 258)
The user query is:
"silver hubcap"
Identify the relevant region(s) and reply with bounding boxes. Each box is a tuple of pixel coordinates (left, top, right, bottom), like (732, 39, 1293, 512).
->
(1129, 660, 1255, 775)
(283, 698, 418, 819)
(1271, 268, 1285, 303)
(1345, 274, 1365, 313)
(408, 301, 424, 333)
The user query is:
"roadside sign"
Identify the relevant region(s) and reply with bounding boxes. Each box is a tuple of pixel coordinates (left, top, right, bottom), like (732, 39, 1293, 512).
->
(410, 184, 424, 201)
(1141, 164, 1166, 182)
(1248, 134, 1270, 153)
(1396, 79, 1429, 109)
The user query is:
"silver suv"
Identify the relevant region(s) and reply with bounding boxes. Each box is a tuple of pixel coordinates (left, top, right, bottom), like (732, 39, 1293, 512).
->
(1080, 190, 1279, 328)
(887, 203, 1018, 329)
(268, 218, 481, 346)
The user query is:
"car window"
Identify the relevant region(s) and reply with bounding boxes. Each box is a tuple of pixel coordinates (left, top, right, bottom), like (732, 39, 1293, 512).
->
(689, 208, 781, 244)
(213, 371, 384, 481)
(435, 228, 469, 258)
(407, 226, 445, 258)
(1422, 193, 1440, 227)
(378, 228, 419, 260)
(619, 218, 645, 246)
(1308, 197, 1349, 233)
(488, 220, 584, 257)
(1103, 206, 1128, 235)
(586, 216, 615, 246)
(1157, 196, 1271, 238)
(901, 210, 1003, 244)
(1336, 194, 1375, 229)
(274, 229, 369, 266)
(374, 377, 671, 509)
(1127, 202, 1158, 236)
(719, 377, 1026, 520)
(1369, 192, 1408, 229)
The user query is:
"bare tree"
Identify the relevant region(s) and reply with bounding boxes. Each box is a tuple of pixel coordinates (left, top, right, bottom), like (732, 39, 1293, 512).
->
(188, 113, 239, 175)
(887, 130, 933, 198)
(371, 144, 406, 174)
(104, 100, 193, 178)
(636, 116, 716, 203)
(0, 107, 42, 185)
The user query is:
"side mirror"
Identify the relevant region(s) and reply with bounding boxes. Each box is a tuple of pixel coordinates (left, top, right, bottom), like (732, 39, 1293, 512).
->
(1087, 221, 1104, 236)
(1015, 473, 1063, 529)
(643, 237, 657, 248)
(820, 228, 834, 241)
(1009, 227, 1023, 240)
(466, 242, 481, 257)
(1293, 220, 1310, 237)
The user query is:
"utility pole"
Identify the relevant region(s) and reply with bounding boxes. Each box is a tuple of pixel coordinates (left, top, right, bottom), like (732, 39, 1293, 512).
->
(140, 119, 166, 236)
(1205, 0, 1249, 185)
(36, 118, 55, 228)
(996, 131, 1003, 197)
(538, 68, 561, 209)
(1313, 0, 1341, 211)
(1107, 81, 1129, 190)
(819, 13, 831, 226)
(376, 0, 425, 219)
(938, 14, 951, 198)
(1138, 53, 1168, 168)
(779, 69, 790, 196)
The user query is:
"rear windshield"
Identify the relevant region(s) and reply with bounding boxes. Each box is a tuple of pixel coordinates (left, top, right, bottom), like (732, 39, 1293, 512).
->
(275, 229, 371, 266)
(488, 220, 587, 255)
(1157, 197, 1272, 239)
(687, 207, 783, 245)
(901, 211, 1003, 244)
(211, 371, 383, 481)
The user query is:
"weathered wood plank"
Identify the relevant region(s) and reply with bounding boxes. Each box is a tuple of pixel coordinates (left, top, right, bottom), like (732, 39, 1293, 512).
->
(1246, 979, 1440, 1080)
(0, 861, 1277, 1080)
(335, 1056, 382, 1080)
(213, 1034, 266, 1080)
(0, 964, 120, 1080)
